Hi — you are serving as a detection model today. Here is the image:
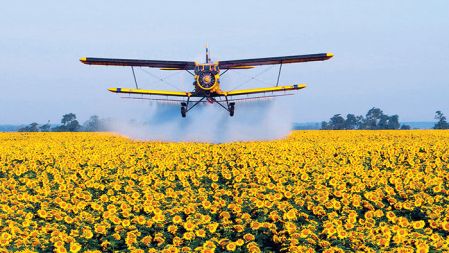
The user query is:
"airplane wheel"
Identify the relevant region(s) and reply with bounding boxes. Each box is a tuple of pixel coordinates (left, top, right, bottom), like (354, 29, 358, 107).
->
(181, 106, 187, 118)
(229, 103, 235, 117)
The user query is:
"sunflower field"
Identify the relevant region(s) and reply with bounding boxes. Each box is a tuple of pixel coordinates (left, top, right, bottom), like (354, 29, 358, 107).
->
(1, 131, 449, 253)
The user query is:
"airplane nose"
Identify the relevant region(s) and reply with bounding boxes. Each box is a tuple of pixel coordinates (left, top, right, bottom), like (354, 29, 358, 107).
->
(202, 74, 211, 83)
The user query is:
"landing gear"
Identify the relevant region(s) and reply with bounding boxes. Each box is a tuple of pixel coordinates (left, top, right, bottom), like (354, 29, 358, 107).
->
(229, 102, 235, 117)
(179, 96, 235, 117)
(180, 97, 206, 118)
(214, 96, 235, 117)
(181, 103, 187, 118)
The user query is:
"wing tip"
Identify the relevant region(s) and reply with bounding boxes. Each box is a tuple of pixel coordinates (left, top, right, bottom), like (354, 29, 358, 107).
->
(293, 84, 306, 90)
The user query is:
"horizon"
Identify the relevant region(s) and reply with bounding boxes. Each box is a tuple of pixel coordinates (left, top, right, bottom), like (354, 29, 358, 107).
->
(0, 107, 444, 126)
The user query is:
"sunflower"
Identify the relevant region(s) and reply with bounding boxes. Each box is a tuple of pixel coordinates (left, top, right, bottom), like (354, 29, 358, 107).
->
(83, 229, 93, 239)
(173, 236, 183, 247)
(207, 223, 219, 233)
(195, 229, 206, 238)
(100, 194, 109, 203)
(441, 221, 449, 231)
(243, 233, 255, 242)
(233, 225, 244, 233)
(202, 200, 212, 209)
(136, 215, 146, 225)
(0, 233, 11, 241)
(113, 233, 121, 241)
(182, 232, 195, 241)
(284, 209, 297, 220)
(250, 221, 261, 230)
(37, 209, 47, 219)
(168, 225, 178, 234)
(183, 221, 195, 231)
(416, 242, 429, 253)
(300, 229, 311, 238)
(413, 220, 425, 230)
(172, 215, 183, 224)
(247, 242, 262, 253)
(210, 174, 219, 182)
(122, 219, 131, 227)
(94, 224, 106, 234)
(54, 241, 65, 248)
(226, 242, 237, 251)
(64, 216, 74, 224)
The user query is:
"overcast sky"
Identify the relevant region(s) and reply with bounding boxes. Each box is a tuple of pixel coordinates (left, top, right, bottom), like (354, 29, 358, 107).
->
(1, 0, 448, 124)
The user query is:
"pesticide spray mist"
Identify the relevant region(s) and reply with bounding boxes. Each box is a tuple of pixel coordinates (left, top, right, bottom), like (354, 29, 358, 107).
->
(105, 99, 294, 143)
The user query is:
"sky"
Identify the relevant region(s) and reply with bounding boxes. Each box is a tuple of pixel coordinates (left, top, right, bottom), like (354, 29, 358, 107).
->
(1, 0, 448, 124)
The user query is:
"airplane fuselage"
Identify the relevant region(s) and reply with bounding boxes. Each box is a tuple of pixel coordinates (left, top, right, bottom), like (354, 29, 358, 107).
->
(193, 63, 222, 97)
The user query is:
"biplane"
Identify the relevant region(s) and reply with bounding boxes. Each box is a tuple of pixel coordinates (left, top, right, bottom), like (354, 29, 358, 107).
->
(80, 48, 333, 117)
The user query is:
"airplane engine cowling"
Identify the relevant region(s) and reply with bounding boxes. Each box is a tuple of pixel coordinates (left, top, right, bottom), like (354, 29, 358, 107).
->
(197, 72, 216, 90)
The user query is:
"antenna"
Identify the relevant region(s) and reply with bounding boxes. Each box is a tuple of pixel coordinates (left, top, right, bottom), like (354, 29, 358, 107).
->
(205, 44, 210, 63)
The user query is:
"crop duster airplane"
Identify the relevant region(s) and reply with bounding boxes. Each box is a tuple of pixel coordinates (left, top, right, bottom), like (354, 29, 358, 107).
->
(80, 48, 333, 117)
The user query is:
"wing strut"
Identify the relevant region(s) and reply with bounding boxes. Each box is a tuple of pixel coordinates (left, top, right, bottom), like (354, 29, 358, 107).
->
(185, 96, 206, 112)
(131, 67, 139, 89)
(276, 62, 283, 87)
(220, 68, 230, 76)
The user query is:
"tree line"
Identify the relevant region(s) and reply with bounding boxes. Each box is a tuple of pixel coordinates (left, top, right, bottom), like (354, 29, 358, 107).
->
(16, 109, 449, 132)
(18, 113, 108, 132)
(321, 108, 449, 130)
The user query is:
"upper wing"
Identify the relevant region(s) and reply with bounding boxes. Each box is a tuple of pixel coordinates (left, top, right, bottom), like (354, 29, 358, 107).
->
(219, 53, 333, 69)
(223, 84, 306, 96)
(108, 88, 192, 97)
(80, 57, 196, 70)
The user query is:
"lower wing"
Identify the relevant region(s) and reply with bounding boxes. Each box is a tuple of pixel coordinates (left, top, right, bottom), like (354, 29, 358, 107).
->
(108, 84, 305, 102)
(108, 88, 192, 97)
(223, 84, 306, 96)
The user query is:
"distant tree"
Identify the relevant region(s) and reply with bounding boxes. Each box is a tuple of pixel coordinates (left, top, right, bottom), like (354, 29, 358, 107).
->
(67, 121, 80, 132)
(355, 115, 364, 129)
(345, 114, 358, 130)
(364, 107, 384, 129)
(400, 124, 411, 130)
(39, 121, 51, 132)
(321, 107, 403, 130)
(321, 121, 330, 130)
(329, 114, 346, 130)
(378, 114, 389, 129)
(18, 122, 39, 132)
(434, 111, 449, 129)
(51, 125, 63, 132)
(386, 115, 400, 130)
(83, 115, 103, 132)
(61, 113, 75, 125)
(53, 113, 81, 132)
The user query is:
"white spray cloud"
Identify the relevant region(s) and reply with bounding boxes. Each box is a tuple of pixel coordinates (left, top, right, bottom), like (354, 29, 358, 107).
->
(104, 98, 294, 143)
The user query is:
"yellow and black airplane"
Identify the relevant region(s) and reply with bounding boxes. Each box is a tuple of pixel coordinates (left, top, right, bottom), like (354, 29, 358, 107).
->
(80, 48, 333, 117)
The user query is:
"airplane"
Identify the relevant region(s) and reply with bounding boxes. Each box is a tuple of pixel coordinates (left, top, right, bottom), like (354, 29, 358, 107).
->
(80, 48, 333, 117)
